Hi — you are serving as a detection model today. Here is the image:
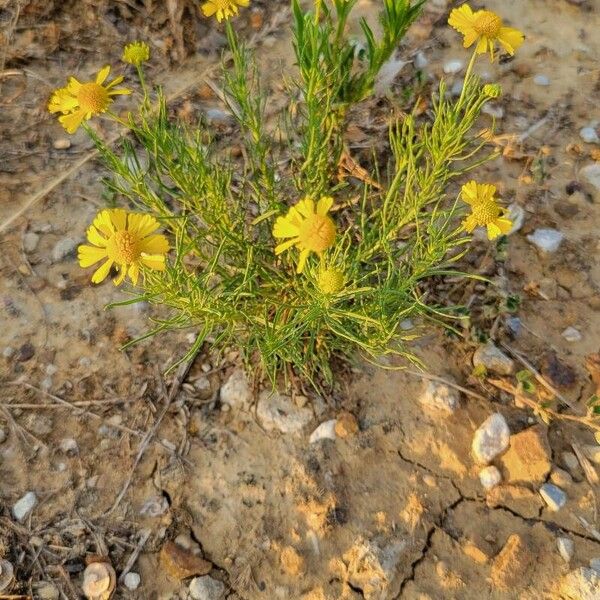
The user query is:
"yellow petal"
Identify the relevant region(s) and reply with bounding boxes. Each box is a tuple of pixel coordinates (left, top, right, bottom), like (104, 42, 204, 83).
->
(96, 65, 111, 85)
(448, 5, 476, 35)
(237, 0, 249, 5)
(139, 234, 169, 254)
(86, 225, 108, 247)
(275, 238, 299, 255)
(462, 215, 477, 233)
(91, 259, 113, 283)
(296, 248, 310, 274)
(202, 2, 218, 16)
(296, 198, 315, 218)
(109, 208, 128, 231)
(66, 77, 82, 94)
(113, 266, 127, 286)
(475, 37, 490, 55)
(78, 244, 108, 268)
(461, 181, 480, 205)
(273, 217, 300, 239)
(129, 213, 160, 238)
(316, 196, 333, 216)
(140, 253, 166, 271)
(495, 217, 513, 234)
(497, 27, 524, 55)
(128, 263, 140, 285)
(106, 75, 124, 88)
(58, 110, 86, 134)
(93, 210, 116, 237)
(487, 222, 502, 239)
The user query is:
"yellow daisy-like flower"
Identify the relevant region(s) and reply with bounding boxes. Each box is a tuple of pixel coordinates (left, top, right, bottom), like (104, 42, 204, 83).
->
(448, 4, 524, 61)
(48, 66, 131, 134)
(201, 0, 249, 22)
(318, 267, 345, 295)
(461, 181, 512, 240)
(273, 196, 336, 274)
(78, 209, 169, 286)
(122, 41, 150, 66)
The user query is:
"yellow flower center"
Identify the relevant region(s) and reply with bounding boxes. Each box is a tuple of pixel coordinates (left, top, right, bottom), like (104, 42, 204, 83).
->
(78, 83, 110, 114)
(318, 269, 344, 295)
(298, 214, 336, 253)
(474, 11, 502, 38)
(108, 230, 139, 264)
(471, 199, 501, 225)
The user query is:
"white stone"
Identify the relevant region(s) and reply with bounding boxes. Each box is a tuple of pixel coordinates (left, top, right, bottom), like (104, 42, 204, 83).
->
(309, 420, 337, 443)
(540, 483, 567, 511)
(473, 342, 514, 375)
(479, 465, 501, 490)
(45, 364, 58, 376)
(472, 413, 510, 464)
(450, 80, 464, 97)
(418, 380, 460, 414)
(482, 104, 504, 119)
(124, 572, 141, 591)
(0, 429, 6, 444)
(399, 318, 414, 331)
(51, 238, 78, 262)
(507, 203, 525, 235)
(561, 567, 600, 600)
(533, 74, 550, 86)
(557, 537, 574, 563)
(414, 51, 428, 69)
(257, 391, 313, 434)
(527, 228, 564, 253)
(580, 127, 599, 144)
(443, 59, 464, 74)
(582, 445, 600, 465)
(562, 327, 582, 342)
(590, 558, 600, 573)
(36, 582, 60, 600)
(53, 138, 71, 150)
(13, 492, 37, 522)
(59, 438, 78, 454)
(2, 346, 14, 358)
(580, 164, 600, 192)
(189, 575, 226, 600)
(23, 232, 40, 253)
(374, 56, 408, 94)
(220, 368, 252, 410)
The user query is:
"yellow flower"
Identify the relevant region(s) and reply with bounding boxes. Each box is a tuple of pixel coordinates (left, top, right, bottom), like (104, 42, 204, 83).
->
(48, 66, 131, 134)
(273, 196, 336, 274)
(201, 0, 249, 22)
(461, 181, 512, 240)
(78, 209, 169, 286)
(448, 4, 524, 61)
(318, 267, 344, 295)
(483, 83, 501, 98)
(122, 41, 150, 66)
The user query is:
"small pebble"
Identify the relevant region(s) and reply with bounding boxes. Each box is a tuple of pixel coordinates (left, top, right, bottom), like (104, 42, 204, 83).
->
(526, 228, 564, 253)
(472, 413, 510, 464)
(590, 558, 600, 573)
(550, 468, 573, 488)
(562, 327, 582, 342)
(399, 318, 414, 331)
(557, 537, 574, 563)
(443, 59, 464, 74)
(309, 419, 337, 444)
(418, 380, 460, 414)
(507, 203, 525, 235)
(124, 572, 141, 591)
(579, 127, 599, 144)
(53, 138, 71, 150)
(450, 80, 464, 97)
(51, 238, 78, 263)
(23, 232, 40, 253)
(189, 575, 226, 600)
(479, 465, 502, 490)
(13, 491, 37, 522)
(505, 316, 522, 337)
(540, 483, 567, 511)
(482, 104, 504, 119)
(473, 342, 514, 375)
(533, 74, 550, 86)
(59, 438, 78, 454)
(36, 582, 60, 600)
(45, 364, 58, 376)
(582, 445, 600, 465)
(2, 346, 14, 358)
(414, 51, 428, 69)
(0, 429, 5, 444)
(205, 108, 234, 126)
(16, 342, 35, 362)
(563, 451, 579, 473)
(580, 164, 600, 191)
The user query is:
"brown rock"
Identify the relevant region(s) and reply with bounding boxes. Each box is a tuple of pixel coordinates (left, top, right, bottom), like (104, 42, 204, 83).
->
(160, 541, 212, 580)
(280, 546, 305, 576)
(486, 485, 543, 519)
(499, 426, 552, 484)
(335, 412, 359, 438)
(491, 534, 533, 591)
(461, 539, 492, 564)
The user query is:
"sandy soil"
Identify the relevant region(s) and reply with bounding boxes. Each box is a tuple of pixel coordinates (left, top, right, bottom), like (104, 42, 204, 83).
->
(1, 0, 600, 598)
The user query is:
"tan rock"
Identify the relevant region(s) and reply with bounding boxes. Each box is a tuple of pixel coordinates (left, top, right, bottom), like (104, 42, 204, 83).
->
(160, 541, 212, 580)
(490, 534, 533, 591)
(461, 539, 491, 564)
(335, 412, 359, 438)
(499, 425, 551, 484)
(486, 484, 543, 519)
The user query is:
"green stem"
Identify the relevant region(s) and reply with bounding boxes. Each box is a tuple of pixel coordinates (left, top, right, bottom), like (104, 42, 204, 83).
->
(457, 49, 477, 110)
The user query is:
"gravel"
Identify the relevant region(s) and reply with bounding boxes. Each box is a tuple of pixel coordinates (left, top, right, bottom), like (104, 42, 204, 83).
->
(557, 537, 574, 563)
(51, 237, 78, 262)
(189, 575, 226, 600)
(472, 413, 510, 464)
(580, 164, 600, 191)
(540, 483, 567, 511)
(473, 342, 514, 375)
(479, 465, 502, 490)
(257, 391, 313, 434)
(562, 327, 582, 342)
(527, 228, 564, 253)
(533, 74, 550, 86)
(124, 572, 141, 590)
(443, 59, 464, 74)
(308, 420, 337, 443)
(418, 380, 460, 414)
(13, 492, 38, 522)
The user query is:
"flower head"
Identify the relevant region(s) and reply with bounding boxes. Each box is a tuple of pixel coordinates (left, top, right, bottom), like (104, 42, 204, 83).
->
(122, 41, 150, 66)
(273, 196, 336, 274)
(318, 267, 344, 295)
(78, 209, 169, 286)
(201, 0, 249, 22)
(448, 4, 524, 61)
(460, 181, 512, 240)
(48, 66, 131, 134)
(483, 83, 501, 99)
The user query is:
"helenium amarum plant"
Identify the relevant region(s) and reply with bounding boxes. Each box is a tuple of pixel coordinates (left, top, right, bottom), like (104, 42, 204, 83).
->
(48, 1, 524, 387)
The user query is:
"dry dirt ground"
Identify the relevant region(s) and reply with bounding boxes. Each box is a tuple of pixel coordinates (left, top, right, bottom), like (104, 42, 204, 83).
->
(1, 0, 600, 599)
